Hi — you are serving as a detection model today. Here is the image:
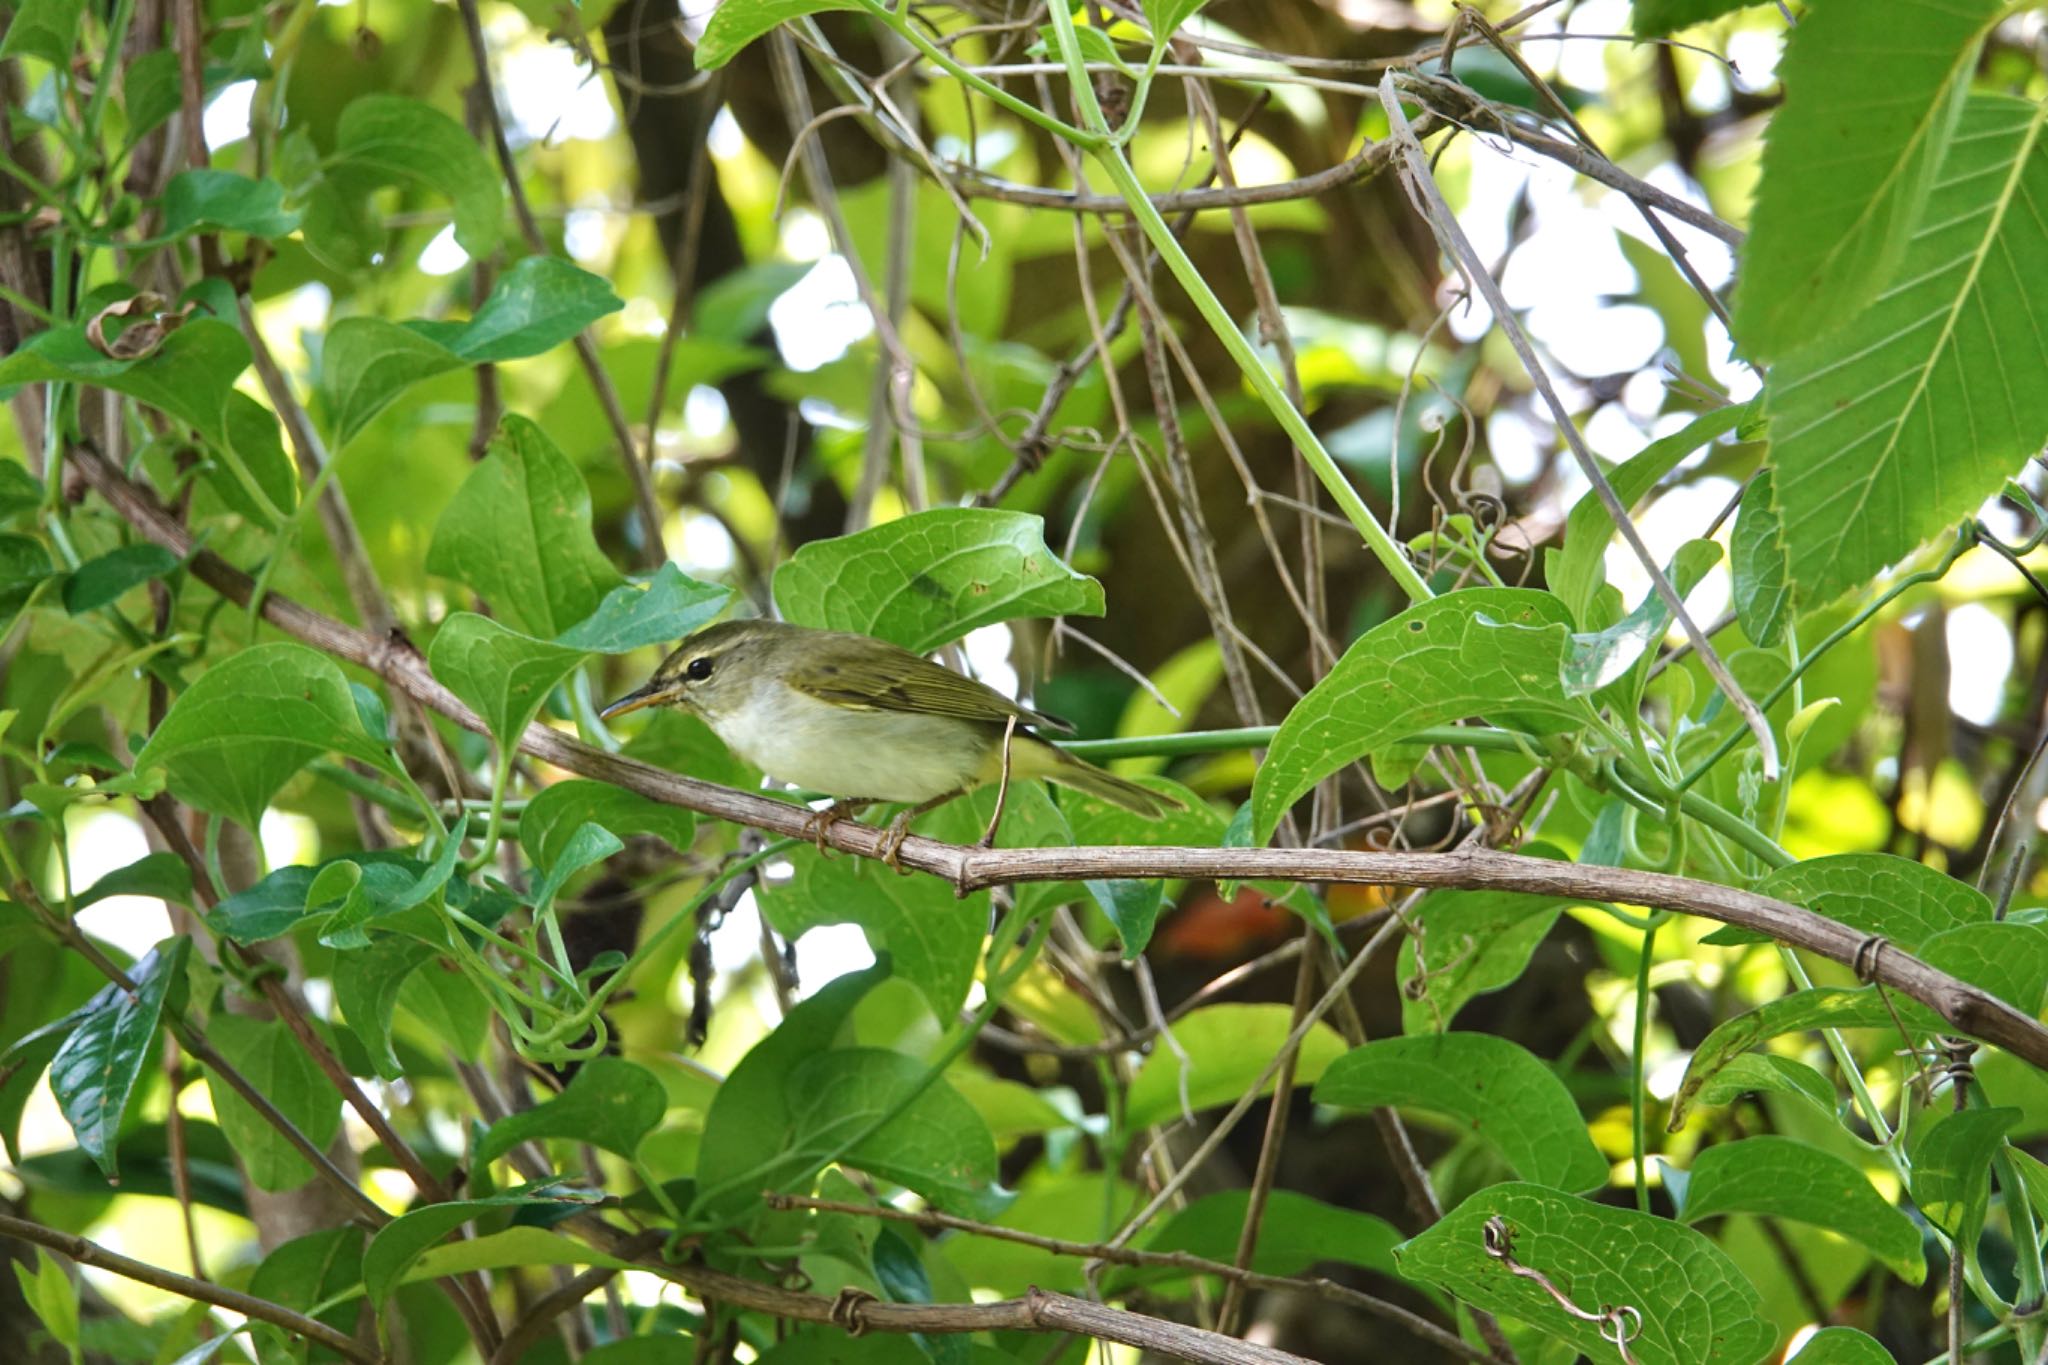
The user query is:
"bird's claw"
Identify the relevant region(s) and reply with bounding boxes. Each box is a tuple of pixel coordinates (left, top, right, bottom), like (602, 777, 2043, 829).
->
(879, 813, 914, 874)
(801, 801, 865, 857)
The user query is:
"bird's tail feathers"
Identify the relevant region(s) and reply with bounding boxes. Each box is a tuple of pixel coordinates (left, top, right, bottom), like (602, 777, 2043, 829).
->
(1015, 739, 1183, 819)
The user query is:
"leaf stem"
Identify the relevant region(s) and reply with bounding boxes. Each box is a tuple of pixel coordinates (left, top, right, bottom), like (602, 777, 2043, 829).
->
(1632, 914, 1665, 1214)
(1038, 2, 1431, 604)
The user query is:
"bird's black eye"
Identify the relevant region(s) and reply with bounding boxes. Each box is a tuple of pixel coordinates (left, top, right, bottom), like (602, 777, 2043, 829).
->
(685, 656, 714, 681)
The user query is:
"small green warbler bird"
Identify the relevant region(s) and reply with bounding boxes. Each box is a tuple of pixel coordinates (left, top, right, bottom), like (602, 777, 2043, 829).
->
(601, 619, 1178, 856)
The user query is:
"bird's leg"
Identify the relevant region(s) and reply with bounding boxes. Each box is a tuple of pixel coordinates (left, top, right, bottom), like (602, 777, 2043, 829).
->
(879, 790, 967, 873)
(979, 715, 1019, 850)
(802, 798, 874, 856)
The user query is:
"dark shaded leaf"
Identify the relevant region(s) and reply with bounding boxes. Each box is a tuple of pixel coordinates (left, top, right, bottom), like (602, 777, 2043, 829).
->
(1316, 1033, 1606, 1192)
(48, 938, 190, 1180)
(162, 169, 302, 238)
(475, 1057, 666, 1165)
(1681, 1135, 1922, 1282)
(61, 543, 180, 614)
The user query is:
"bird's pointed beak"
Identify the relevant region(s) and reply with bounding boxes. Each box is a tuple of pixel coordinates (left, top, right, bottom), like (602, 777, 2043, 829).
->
(600, 681, 677, 722)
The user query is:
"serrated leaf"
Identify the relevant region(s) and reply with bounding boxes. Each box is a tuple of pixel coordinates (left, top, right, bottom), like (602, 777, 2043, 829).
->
(1909, 1106, 2020, 1246)
(758, 847, 985, 1024)
(48, 938, 189, 1180)
(773, 509, 1104, 653)
(1672, 987, 1940, 1129)
(201, 1013, 343, 1191)
(1730, 467, 1790, 648)
(1316, 1033, 1607, 1192)
(427, 613, 588, 752)
(695, 0, 870, 69)
(1681, 1136, 1922, 1282)
(1252, 589, 1581, 843)
(785, 1048, 998, 1214)
(519, 779, 696, 874)
(475, 1057, 666, 1166)
(426, 416, 625, 638)
(161, 169, 302, 238)
(1398, 888, 1569, 1034)
(556, 563, 732, 654)
(1763, 95, 2048, 601)
(1550, 404, 1751, 629)
(1732, 0, 2001, 361)
(1126, 1003, 1348, 1130)
(135, 642, 397, 832)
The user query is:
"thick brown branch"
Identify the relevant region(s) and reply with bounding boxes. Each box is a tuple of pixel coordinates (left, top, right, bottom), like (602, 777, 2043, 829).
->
(624, 1254, 1319, 1365)
(71, 443, 2048, 1074)
(765, 1194, 1488, 1362)
(0, 1213, 376, 1363)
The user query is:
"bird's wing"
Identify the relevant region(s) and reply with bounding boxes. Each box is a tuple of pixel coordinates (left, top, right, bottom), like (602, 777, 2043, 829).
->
(786, 638, 1074, 734)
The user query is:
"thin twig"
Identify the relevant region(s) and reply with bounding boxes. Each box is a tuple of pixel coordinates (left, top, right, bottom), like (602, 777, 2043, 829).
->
(487, 1241, 656, 1365)
(1214, 926, 1317, 1336)
(0, 1213, 377, 1363)
(1377, 76, 1778, 779)
(763, 1194, 1489, 1363)
(455, 0, 664, 569)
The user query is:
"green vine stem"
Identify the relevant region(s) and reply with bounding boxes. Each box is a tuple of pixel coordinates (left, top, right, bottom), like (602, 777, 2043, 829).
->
(1037, 2, 1433, 605)
(1632, 913, 1668, 1214)
(861, 3, 1101, 148)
